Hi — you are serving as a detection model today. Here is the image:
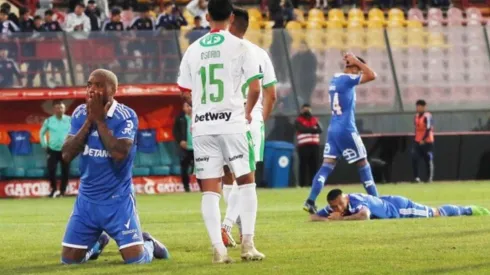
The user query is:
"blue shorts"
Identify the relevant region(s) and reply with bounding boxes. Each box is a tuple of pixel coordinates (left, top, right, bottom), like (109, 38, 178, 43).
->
(381, 195, 434, 218)
(323, 130, 367, 164)
(62, 194, 143, 250)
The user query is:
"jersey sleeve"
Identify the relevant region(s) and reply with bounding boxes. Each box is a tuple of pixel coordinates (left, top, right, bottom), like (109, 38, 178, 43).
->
(316, 206, 333, 218)
(349, 195, 369, 214)
(177, 49, 192, 92)
(340, 74, 362, 89)
(113, 111, 138, 140)
(242, 44, 263, 85)
(68, 105, 86, 136)
(261, 50, 277, 88)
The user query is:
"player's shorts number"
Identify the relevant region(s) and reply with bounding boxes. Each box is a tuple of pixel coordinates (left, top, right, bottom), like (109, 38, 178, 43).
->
(332, 92, 342, 115)
(199, 63, 224, 104)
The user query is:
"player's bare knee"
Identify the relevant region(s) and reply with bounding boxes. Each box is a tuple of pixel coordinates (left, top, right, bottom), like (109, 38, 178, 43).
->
(323, 158, 336, 165)
(120, 244, 145, 262)
(235, 172, 255, 185)
(61, 246, 87, 264)
(200, 178, 222, 193)
(222, 166, 235, 185)
(432, 208, 441, 217)
(355, 158, 368, 167)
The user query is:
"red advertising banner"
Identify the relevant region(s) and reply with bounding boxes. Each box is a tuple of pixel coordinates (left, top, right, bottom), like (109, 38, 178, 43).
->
(0, 84, 180, 101)
(0, 176, 199, 198)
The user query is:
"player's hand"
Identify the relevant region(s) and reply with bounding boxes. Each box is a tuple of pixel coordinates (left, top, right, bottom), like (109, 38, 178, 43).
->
(245, 112, 252, 124)
(344, 53, 359, 66)
(87, 92, 109, 123)
(327, 212, 343, 221)
(180, 140, 187, 149)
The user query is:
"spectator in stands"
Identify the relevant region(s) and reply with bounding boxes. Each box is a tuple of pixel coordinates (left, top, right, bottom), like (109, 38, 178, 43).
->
(85, 0, 102, 31)
(412, 99, 434, 183)
(0, 3, 19, 26)
(186, 16, 208, 44)
(102, 8, 127, 82)
(43, 10, 67, 86)
(173, 102, 194, 193)
(64, 2, 91, 33)
(418, 0, 450, 10)
(186, 0, 209, 27)
(0, 46, 22, 88)
(291, 41, 317, 105)
(0, 7, 20, 60)
(295, 104, 322, 187)
(156, 2, 188, 30)
(120, 3, 134, 29)
(19, 8, 34, 32)
(24, 15, 48, 87)
(40, 101, 71, 198)
(128, 5, 156, 82)
(84, 0, 109, 21)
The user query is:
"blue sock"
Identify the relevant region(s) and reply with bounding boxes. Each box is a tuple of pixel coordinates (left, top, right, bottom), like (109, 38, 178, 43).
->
(438, 205, 472, 216)
(124, 241, 154, 264)
(307, 163, 335, 203)
(358, 163, 379, 197)
(61, 242, 100, 264)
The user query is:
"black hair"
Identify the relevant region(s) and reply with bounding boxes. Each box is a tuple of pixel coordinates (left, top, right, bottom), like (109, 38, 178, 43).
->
(76, 2, 86, 8)
(194, 15, 202, 20)
(53, 100, 64, 106)
(45, 9, 54, 16)
(327, 189, 343, 202)
(0, 8, 8, 15)
(232, 7, 249, 33)
(19, 8, 29, 16)
(0, 3, 10, 11)
(301, 103, 311, 108)
(140, 5, 150, 12)
(88, 0, 96, 4)
(416, 99, 426, 106)
(208, 0, 233, 21)
(163, 2, 173, 8)
(111, 8, 121, 15)
(34, 15, 42, 21)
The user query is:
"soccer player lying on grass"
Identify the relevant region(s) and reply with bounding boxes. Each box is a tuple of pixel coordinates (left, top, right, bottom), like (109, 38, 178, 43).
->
(310, 189, 490, 221)
(60, 69, 169, 264)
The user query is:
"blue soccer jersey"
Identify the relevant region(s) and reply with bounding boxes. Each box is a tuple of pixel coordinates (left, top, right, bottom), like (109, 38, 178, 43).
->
(346, 193, 398, 219)
(69, 100, 138, 203)
(136, 129, 157, 153)
(9, 130, 32, 155)
(328, 73, 362, 132)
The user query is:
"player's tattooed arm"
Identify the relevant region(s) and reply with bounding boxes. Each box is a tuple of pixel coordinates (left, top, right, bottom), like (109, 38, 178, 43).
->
(62, 121, 92, 163)
(95, 120, 132, 162)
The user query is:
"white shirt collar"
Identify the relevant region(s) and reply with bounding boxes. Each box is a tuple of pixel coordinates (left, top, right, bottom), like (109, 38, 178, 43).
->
(106, 99, 118, 118)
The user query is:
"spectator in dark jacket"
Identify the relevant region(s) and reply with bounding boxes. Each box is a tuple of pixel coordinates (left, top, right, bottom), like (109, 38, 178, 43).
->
(0, 3, 19, 26)
(295, 104, 323, 187)
(185, 16, 208, 44)
(156, 2, 187, 30)
(173, 102, 194, 192)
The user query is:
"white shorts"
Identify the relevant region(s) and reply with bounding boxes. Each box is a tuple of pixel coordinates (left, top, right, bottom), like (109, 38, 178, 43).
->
(193, 132, 256, 179)
(250, 120, 265, 163)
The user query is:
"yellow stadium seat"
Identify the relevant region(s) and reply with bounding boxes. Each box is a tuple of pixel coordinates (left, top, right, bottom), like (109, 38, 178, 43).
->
(248, 20, 262, 30)
(307, 21, 324, 29)
(326, 20, 344, 29)
(306, 30, 324, 50)
(347, 20, 363, 29)
(388, 28, 405, 48)
(183, 9, 194, 23)
(348, 8, 365, 23)
(294, 9, 305, 22)
(244, 30, 262, 45)
(368, 8, 385, 23)
(248, 8, 263, 21)
(328, 8, 346, 24)
(308, 8, 325, 21)
(261, 32, 273, 48)
(325, 36, 344, 49)
(387, 20, 404, 28)
(407, 30, 425, 48)
(388, 8, 405, 22)
(406, 20, 423, 29)
(286, 21, 303, 30)
(427, 32, 446, 47)
(263, 21, 275, 29)
(346, 29, 365, 48)
(366, 29, 385, 48)
(367, 20, 384, 29)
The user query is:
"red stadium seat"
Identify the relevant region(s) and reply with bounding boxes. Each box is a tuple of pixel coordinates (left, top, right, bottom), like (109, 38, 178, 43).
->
(427, 8, 444, 24)
(447, 7, 465, 25)
(407, 8, 425, 23)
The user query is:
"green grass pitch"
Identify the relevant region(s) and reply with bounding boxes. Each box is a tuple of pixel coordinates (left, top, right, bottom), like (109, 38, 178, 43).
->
(1, 182, 490, 275)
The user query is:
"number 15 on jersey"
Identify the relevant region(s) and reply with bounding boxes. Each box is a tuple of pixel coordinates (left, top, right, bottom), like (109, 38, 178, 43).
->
(329, 85, 342, 115)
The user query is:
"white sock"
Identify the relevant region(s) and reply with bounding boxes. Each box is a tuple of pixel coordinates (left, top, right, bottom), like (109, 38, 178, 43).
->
(222, 183, 240, 232)
(238, 183, 258, 243)
(222, 183, 234, 205)
(201, 192, 226, 255)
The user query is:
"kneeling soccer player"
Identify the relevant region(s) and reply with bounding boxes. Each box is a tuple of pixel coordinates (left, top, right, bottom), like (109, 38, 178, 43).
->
(60, 69, 169, 264)
(310, 189, 490, 221)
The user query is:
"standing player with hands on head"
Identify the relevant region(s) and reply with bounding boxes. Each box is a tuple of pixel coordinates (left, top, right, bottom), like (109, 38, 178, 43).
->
(220, 7, 277, 248)
(303, 53, 379, 214)
(178, 0, 265, 263)
(60, 69, 169, 265)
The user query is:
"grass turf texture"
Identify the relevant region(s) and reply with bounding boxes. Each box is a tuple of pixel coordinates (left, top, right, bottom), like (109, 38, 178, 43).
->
(1, 182, 490, 275)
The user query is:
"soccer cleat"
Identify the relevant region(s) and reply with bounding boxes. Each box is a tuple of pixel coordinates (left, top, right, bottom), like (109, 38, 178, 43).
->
(303, 201, 317, 214)
(142, 232, 170, 259)
(221, 228, 237, 248)
(212, 248, 233, 264)
(470, 205, 490, 216)
(89, 234, 109, 260)
(241, 241, 265, 261)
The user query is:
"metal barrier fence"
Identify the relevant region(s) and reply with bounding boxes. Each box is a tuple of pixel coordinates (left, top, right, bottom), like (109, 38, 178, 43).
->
(1, 27, 490, 116)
